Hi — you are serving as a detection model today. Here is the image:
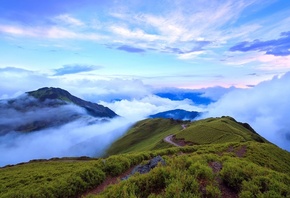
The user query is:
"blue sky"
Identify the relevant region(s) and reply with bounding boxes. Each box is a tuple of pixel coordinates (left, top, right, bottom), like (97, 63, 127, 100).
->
(1, 0, 290, 154)
(0, 0, 290, 94)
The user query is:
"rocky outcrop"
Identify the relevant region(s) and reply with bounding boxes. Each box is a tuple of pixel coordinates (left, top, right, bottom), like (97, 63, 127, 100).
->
(122, 156, 166, 180)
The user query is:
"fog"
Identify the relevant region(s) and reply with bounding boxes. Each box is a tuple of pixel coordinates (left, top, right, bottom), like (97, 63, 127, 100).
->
(1, 69, 290, 167)
(0, 117, 134, 167)
(0, 95, 136, 167)
(100, 95, 203, 120)
(204, 72, 290, 151)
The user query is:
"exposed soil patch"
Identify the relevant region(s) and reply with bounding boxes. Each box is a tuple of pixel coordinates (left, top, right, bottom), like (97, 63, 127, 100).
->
(224, 145, 247, 158)
(217, 177, 238, 198)
(198, 179, 208, 197)
(208, 161, 238, 198)
(81, 166, 135, 197)
(235, 145, 247, 158)
(209, 161, 222, 173)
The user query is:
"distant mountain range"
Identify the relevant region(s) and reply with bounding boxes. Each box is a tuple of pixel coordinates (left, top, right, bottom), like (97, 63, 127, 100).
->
(149, 109, 201, 120)
(0, 87, 117, 133)
(155, 92, 213, 105)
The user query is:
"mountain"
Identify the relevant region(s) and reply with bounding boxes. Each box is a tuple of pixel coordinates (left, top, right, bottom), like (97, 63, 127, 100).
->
(1, 116, 290, 198)
(0, 87, 117, 133)
(27, 87, 117, 118)
(105, 116, 268, 156)
(149, 109, 200, 120)
(155, 92, 213, 105)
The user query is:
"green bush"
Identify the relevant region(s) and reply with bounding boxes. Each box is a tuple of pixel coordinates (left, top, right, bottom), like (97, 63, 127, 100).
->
(189, 161, 213, 180)
(206, 184, 222, 198)
(103, 156, 131, 176)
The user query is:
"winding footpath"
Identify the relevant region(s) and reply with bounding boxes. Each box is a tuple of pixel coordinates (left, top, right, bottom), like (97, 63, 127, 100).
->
(163, 124, 188, 147)
(163, 135, 181, 147)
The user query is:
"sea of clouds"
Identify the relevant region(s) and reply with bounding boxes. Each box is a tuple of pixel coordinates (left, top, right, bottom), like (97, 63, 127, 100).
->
(0, 68, 289, 166)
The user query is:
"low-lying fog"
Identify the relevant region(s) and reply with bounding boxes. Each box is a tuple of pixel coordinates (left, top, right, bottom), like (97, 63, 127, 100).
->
(1, 71, 290, 167)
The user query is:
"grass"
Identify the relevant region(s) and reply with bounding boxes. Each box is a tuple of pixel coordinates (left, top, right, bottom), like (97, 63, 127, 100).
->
(106, 116, 268, 156)
(1, 142, 290, 197)
(96, 143, 290, 198)
(105, 118, 185, 155)
(175, 116, 268, 145)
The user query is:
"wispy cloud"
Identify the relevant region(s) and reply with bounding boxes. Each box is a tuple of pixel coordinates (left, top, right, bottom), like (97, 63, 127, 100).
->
(230, 31, 290, 56)
(54, 14, 85, 27)
(54, 64, 102, 76)
(0, 0, 268, 61)
(0, 24, 106, 40)
(116, 45, 146, 53)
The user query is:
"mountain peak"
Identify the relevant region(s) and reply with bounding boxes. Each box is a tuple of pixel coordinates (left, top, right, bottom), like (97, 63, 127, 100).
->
(27, 87, 117, 118)
(26, 87, 73, 102)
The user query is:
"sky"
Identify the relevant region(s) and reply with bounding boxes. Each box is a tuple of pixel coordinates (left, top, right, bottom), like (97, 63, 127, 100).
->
(1, 0, 290, 158)
(0, 0, 290, 94)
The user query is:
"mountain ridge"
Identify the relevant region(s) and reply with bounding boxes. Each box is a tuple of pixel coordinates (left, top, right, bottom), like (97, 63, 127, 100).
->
(27, 87, 117, 118)
(0, 87, 117, 133)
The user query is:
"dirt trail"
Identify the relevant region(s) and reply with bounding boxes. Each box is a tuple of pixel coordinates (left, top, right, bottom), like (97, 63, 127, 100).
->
(181, 124, 187, 130)
(163, 124, 188, 147)
(81, 166, 135, 197)
(163, 135, 182, 147)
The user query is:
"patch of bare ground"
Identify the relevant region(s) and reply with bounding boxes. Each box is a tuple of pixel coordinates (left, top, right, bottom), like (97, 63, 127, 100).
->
(172, 135, 194, 146)
(199, 179, 208, 197)
(80, 166, 135, 197)
(224, 145, 247, 158)
(235, 145, 247, 158)
(208, 161, 238, 198)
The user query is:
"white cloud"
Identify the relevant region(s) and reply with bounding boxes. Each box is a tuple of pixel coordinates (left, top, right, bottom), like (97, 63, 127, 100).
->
(109, 25, 160, 42)
(0, 0, 268, 61)
(204, 72, 290, 151)
(0, 117, 133, 167)
(54, 14, 85, 26)
(0, 24, 105, 40)
(0, 67, 152, 101)
(100, 95, 203, 120)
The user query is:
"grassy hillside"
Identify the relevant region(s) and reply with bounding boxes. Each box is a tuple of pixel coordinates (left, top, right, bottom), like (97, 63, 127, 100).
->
(1, 142, 290, 197)
(106, 116, 267, 155)
(105, 118, 186, 155)
(175, 116, 268, 145)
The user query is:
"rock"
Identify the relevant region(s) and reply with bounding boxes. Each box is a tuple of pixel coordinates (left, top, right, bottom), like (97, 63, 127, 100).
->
(122, 156, 166, 180)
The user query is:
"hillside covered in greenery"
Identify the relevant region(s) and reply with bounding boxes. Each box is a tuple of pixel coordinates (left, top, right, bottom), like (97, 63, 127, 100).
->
(106, 116, 268, 155)
(1, 117, 290, 198)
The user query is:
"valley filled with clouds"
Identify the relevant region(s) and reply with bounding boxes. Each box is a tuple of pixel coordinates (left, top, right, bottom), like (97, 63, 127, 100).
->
(1, 69, 290, 167)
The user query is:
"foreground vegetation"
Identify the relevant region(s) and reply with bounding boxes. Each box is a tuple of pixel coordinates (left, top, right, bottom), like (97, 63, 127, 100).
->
(1, 141, 290, 197)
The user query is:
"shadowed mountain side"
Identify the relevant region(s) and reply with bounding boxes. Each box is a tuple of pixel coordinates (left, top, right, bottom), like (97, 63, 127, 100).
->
(0, 87, 117, 133)
(27, 87, 117, 118)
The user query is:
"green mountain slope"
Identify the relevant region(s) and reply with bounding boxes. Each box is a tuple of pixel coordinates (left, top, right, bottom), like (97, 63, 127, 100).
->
(175, 116, 267, 144)
(106, 116, 268, 155)
(105, 118, 185, 155)
(1, 142, 290, 198)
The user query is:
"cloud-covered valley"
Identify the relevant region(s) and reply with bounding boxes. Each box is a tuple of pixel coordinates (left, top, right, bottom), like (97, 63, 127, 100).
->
(1, 67, 290, 167)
